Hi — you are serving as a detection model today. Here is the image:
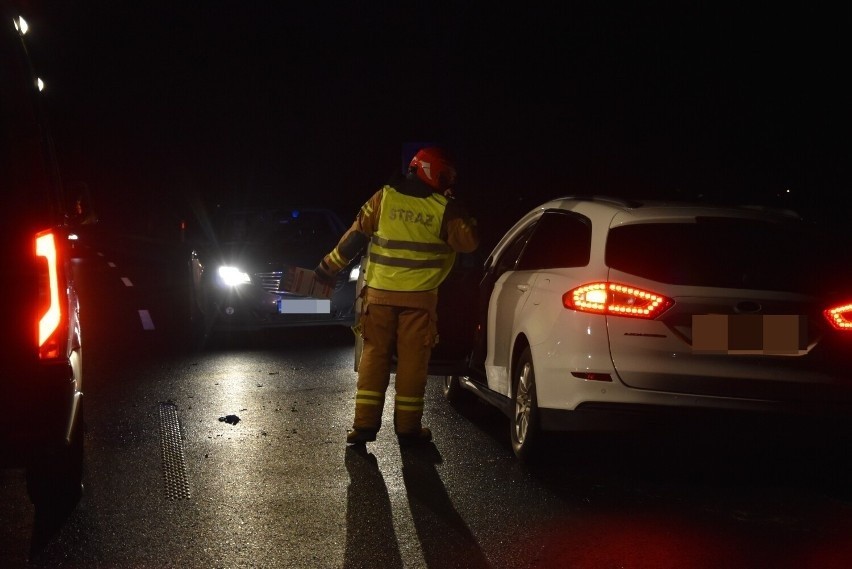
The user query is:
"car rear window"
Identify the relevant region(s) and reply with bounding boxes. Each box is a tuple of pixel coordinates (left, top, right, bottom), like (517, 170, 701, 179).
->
(605, 217, 843, 292)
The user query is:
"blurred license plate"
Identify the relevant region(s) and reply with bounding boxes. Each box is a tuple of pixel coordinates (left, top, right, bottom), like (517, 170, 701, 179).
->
(692, 314, 807, 355)
(278, 298, 331, 314)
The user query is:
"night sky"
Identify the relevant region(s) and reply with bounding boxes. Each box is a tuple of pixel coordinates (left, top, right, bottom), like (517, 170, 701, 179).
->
(23, 2, 852, 238)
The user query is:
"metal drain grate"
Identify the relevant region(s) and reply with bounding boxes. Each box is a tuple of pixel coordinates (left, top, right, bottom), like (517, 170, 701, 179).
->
(159, 402, 191, 500)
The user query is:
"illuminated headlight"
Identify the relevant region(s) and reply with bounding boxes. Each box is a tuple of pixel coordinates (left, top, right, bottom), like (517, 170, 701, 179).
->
(348, 263, 361, 282)
(218, 265, 251, 286)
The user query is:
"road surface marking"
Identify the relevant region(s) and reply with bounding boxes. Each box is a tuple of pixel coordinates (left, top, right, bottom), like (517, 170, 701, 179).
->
(139, 310, 155, 330)
(159, 402, 191, 500)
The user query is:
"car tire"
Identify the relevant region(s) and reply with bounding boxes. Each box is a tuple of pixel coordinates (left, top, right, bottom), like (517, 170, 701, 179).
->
(443, 375, 473, 406)
(187, 273, 200, 323)
(26, 406, 85, 510)
(442, 375, 462, 401)
(510, 347, 543, 462)
(188, 305, 210, 349)
(187, 264, 212, 350)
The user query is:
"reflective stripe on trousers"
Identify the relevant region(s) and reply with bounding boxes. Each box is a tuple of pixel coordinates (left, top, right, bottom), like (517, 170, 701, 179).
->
(353, 302, 437, 435)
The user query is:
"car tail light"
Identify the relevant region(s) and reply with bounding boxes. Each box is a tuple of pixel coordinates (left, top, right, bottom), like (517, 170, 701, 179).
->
(563, 282, 673, 319)
(36, 230, 64, 359)
(824, 303, 852, 331)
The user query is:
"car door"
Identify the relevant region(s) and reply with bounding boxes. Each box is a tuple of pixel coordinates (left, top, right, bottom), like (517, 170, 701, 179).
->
(477, 210, 594, 396)
(428, 251, 483, 373)
(472, 221, 539, 393)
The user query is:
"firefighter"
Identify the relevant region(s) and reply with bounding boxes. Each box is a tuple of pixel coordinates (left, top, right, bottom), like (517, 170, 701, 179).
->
(315, 147, 480, 445)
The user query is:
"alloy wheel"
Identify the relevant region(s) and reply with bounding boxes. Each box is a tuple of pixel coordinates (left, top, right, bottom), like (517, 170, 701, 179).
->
(514, 362, 533, 445)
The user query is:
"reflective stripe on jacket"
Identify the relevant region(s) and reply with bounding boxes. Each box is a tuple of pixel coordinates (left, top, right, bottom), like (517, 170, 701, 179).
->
(365, 186, 455, 292)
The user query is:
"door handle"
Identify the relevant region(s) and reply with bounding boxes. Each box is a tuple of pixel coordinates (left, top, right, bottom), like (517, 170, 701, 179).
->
(516, 284, 529, 292)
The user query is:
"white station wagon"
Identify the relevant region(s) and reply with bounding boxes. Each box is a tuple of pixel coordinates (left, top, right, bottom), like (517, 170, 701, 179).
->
(442, 196, 852, 460)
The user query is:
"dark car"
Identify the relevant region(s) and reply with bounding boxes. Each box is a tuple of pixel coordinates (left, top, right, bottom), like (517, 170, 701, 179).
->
(1, 4, 85, 508)
(186, 204, 360, 339)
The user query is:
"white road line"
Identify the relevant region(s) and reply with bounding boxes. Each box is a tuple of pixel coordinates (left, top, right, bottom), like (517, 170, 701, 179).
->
(121, 277, 133, 287)
(138, 310, 155, 330)
(107, 261, 116, 268)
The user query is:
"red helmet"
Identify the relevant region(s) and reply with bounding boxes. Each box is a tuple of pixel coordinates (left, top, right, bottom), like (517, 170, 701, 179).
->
(408, 147, 457, 192)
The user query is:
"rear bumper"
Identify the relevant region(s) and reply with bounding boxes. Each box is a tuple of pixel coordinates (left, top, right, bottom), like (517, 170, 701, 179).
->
(204, 281, 357, 330)
(1, 360, 80, 464)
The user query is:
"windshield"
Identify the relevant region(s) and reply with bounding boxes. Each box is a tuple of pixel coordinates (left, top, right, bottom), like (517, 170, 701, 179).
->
(213, 209, 340, 245)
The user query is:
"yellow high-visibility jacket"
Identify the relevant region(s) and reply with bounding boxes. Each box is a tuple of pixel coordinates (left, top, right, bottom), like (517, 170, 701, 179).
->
(321, 181, 479, 310)
(365, 186, 455, 292)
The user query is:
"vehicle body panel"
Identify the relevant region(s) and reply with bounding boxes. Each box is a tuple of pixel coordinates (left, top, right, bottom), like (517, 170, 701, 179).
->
(484, 270, 538, 395)
(2, 4, 85, 504)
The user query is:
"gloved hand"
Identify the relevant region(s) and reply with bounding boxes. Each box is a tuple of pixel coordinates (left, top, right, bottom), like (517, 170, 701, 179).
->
(314, 262, 337, 286)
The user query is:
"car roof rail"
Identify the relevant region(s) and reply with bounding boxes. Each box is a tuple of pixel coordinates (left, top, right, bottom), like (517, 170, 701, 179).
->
(737, 204, 803, 220)
(553, 195, 644, 209)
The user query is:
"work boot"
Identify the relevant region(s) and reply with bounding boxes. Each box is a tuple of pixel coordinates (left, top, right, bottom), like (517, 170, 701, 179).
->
(346, 428, 377, 445)
(397, 427, 432, 446)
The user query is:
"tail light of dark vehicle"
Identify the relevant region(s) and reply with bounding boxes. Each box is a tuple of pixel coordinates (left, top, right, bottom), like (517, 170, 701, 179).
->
(35, 229, 66, 360)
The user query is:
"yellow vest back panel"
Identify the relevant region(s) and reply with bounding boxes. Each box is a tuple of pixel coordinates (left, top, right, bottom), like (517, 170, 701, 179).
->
(366, 186, 455, 291)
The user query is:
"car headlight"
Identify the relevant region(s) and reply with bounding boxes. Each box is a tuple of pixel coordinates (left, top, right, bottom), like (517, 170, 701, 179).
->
(348, 263, 361, 283)
(218, 265, 251, 286)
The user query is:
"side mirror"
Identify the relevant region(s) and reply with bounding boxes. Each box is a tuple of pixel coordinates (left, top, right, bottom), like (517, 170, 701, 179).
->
(65, 182, 98, 227)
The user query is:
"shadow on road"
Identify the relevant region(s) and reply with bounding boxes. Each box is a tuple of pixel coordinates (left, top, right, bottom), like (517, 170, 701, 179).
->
(400, 442, 491, 569)
(344, 445, 403, 569)
(516, 420, 852, 512)
(343, 442, 492, 569)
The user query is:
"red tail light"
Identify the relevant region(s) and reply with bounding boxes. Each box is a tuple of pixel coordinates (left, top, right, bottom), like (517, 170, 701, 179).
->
(824, 303, 852, 331)
(563, 282, 673, 319)
(36, 230, 64, 359)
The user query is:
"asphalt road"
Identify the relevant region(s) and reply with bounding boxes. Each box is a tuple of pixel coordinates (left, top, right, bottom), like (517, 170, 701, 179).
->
(2, 227, 852, 568)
